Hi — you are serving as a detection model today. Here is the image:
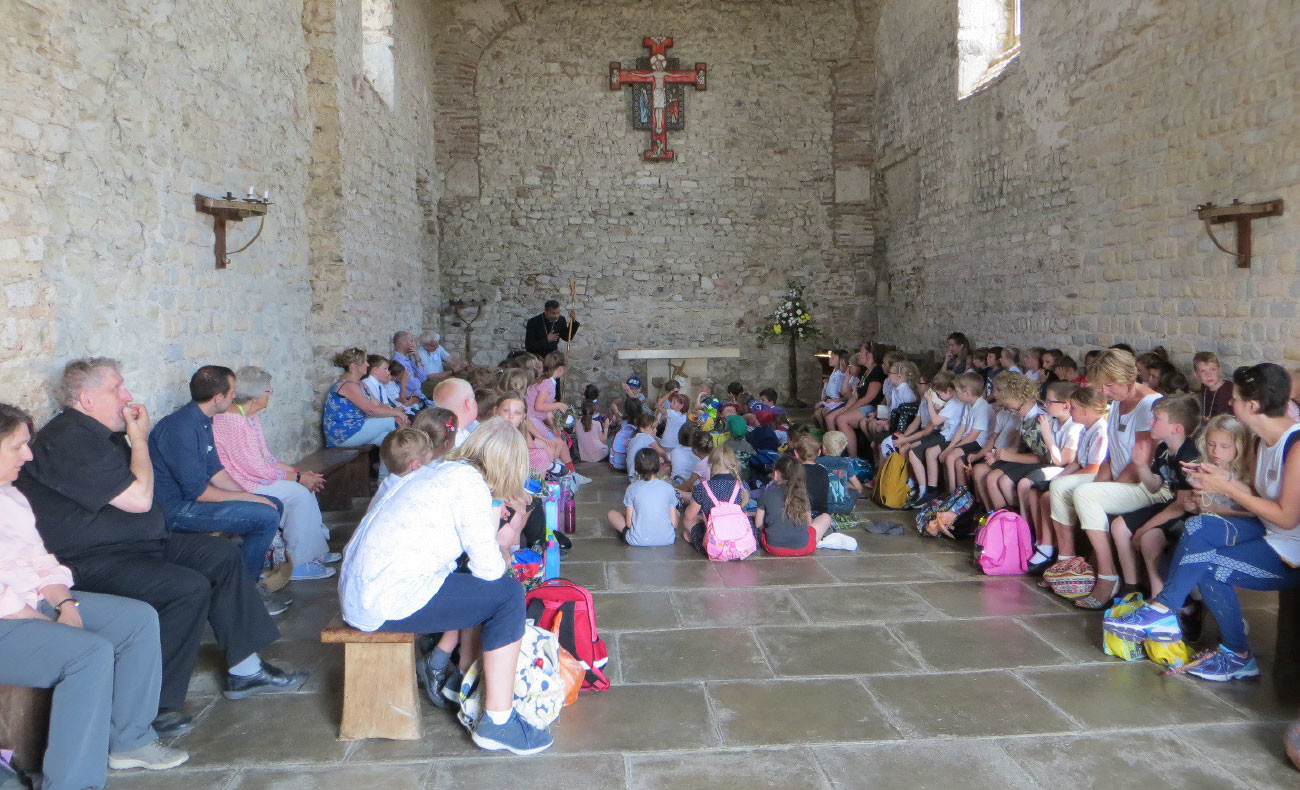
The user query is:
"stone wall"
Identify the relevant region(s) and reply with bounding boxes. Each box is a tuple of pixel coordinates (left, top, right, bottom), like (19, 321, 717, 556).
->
(2, 0, 440, 457)
(304, 0, 442, 405)
(434, 0, 877, 402)
(873, 0, 1300, 370)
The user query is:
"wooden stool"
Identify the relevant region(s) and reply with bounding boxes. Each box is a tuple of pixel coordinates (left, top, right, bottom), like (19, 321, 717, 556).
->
(320, 615, 422, 740)
(1276, 587, 1300, 683)
(0, 685, 51, 772)
(297, 446, 377, 512)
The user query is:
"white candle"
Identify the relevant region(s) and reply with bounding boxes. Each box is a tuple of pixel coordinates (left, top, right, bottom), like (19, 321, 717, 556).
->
(263, 190, 270, 202)
(247, 186, 255, 198)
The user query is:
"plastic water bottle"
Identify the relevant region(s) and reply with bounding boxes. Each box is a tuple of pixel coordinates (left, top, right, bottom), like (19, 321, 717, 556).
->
(563, 498, 576, 534)
(543, 482, 561, 579)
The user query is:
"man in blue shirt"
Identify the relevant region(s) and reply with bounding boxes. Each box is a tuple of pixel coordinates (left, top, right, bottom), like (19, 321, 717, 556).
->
(149, 366, 283, 594)
(391, 331, 428, 400)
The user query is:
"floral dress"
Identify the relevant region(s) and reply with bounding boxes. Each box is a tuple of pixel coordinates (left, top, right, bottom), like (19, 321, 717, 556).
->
(323, 380, 367, 446)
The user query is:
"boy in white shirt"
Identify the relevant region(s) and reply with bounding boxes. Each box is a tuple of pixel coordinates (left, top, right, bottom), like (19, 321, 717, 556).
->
(813, 349, 850, 429)
(937, 372, 992, 495)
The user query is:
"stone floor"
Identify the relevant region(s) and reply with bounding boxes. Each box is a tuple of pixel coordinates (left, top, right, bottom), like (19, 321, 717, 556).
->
(108, 462, 1300, 789)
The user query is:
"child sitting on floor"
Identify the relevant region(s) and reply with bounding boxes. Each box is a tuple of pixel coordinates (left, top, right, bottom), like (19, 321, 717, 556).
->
(610, 398, 644, 471)
(669, 422, 701, 483)
(722, 415, 756, 485)
(660, 392, 690, 451)
(676, 430, 716, 496)
(756, 454, 833, 556)
(791, 433, 831, 520)
(625, 412, 668, 479)
(817, 430, 866, 514)
(574, 399, 608, 463)
(495, 393, 556, 475)
(608, 449, 679, 546)
(681, 445, 751, 553)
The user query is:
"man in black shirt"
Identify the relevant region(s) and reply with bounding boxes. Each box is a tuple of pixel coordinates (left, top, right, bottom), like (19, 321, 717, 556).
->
(17, 358, 306, 736)
(524, 299, 579, 357)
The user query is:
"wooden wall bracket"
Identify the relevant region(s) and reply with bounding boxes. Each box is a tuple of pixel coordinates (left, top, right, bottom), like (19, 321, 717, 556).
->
(195, 194, 270, 269)
(1195, 198, 1284, 269)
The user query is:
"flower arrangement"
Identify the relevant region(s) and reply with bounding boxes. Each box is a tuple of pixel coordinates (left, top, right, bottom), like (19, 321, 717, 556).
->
(756, 279, 822, 346)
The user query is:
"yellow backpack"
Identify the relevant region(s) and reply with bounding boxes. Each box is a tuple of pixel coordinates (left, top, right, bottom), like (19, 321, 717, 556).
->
(1102, 593, 1146, 661)
(1144, 639, 1191, 668)
(872, 451, 911, 509)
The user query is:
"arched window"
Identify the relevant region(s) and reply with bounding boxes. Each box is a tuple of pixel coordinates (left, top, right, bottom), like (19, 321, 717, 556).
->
(957, 0, 1020, 98)
(362, 0, 395, 107)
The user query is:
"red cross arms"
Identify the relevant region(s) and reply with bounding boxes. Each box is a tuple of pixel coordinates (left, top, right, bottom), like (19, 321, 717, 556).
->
(609, 36, 707, 162)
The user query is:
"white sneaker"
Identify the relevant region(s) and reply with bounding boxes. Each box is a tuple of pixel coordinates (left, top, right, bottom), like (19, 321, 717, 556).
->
(108, 741, 189, 770)
(569, 472, 593, 485)
(322, 551, 343, 563)
(817, 532, 858, 551)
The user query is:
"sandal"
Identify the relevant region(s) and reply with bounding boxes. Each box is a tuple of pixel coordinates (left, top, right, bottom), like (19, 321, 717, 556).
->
(1074, 575, 1121, 610)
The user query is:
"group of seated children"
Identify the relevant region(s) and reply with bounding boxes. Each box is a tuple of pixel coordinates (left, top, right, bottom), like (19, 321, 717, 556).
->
(836, 336, 1300, 684)
(603, 375, 865, 556)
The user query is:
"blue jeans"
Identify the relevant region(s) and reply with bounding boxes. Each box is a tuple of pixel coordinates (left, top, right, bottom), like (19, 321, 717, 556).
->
(1155, 514, 1300, 652)
(167, 498, 283, 581)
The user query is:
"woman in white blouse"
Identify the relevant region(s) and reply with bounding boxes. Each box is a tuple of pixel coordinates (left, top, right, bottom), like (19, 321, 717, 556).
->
(339, 417, 551, 756)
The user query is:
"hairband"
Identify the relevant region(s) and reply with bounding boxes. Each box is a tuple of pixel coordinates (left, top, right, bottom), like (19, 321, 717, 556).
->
(446, 419, 456, 431)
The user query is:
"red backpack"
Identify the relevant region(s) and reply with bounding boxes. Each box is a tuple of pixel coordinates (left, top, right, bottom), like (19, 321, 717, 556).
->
(525, 578, 610, 691)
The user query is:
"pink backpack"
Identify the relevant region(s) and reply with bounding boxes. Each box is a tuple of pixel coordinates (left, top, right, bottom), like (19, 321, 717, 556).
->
(703, 481, 756, 561)
(975, 509, 1033, 575)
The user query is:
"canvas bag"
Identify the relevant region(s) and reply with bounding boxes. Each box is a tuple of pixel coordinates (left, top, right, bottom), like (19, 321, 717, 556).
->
(526, 578, 611, 691)
(702, 480, 756, 561)
(975, 509, 1033, 575)
(455, 623, 565, 730)
(872, 450, 911, 509)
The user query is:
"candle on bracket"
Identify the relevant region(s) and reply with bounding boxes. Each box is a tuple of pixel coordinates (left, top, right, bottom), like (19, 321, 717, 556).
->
(247, 186, 255, 198)
(263, 190, 270, 202)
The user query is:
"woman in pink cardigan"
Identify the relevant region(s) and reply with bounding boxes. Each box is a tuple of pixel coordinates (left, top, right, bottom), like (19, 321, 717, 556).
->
(213, 367, 336, 582)
(1, 403, 188, 787)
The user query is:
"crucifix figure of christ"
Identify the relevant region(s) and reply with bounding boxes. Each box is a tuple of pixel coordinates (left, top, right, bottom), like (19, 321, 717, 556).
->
(609, 36, 707, 161)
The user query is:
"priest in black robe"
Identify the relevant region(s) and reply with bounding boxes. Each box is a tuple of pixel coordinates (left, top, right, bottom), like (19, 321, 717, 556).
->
(524, 299, 580, 357)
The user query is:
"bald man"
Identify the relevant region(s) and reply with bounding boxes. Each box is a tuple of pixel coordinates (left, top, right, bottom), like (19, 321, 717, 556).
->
(432, 378, 478, 447)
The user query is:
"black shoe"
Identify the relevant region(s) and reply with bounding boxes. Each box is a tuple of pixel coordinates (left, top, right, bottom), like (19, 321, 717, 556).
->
(151, 710, 195, 739)
(416, 653, 453, 709)
(555, 531, 572, 554)
(222, 662, 310, 700)
(1026, 547, 1057, 576)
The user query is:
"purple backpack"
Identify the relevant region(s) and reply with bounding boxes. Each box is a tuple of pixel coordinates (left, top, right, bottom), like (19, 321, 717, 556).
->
(975, 509, 1033, 575)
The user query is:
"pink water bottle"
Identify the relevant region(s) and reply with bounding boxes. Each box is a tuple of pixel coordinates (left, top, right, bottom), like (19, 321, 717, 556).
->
(563, 498, 576, 534)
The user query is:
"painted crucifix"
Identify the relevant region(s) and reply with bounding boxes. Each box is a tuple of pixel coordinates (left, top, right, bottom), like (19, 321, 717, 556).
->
(609, 36, 707, 161)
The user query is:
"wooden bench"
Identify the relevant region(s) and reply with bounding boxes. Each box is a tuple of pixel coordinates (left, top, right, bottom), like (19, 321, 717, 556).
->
(320, 615, 421, 740)
(297, 445, 377, 512)
(0, 685, 50, 773)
